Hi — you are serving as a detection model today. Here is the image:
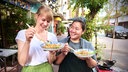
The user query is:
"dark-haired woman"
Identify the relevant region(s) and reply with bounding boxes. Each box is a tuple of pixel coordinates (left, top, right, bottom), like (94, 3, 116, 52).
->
(55, 18, 97, 72)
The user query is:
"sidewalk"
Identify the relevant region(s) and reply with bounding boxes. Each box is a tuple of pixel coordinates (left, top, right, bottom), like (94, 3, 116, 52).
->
(112, 66, 128, 72)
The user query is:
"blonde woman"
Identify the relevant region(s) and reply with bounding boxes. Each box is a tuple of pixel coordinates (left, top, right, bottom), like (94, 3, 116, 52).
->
(15, 5, 57, 72)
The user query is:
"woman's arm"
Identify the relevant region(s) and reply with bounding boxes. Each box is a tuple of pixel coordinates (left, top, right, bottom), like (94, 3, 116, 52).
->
(77, 56, 97, 68)
(85, 57, 97, 68)
(17, 27, 35, 66)
(55, 52, 66, 64)
(17, 40, 30, 66)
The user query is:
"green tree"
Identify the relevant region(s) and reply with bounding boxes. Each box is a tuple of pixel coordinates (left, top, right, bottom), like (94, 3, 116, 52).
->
(0, 3, 35, 47)
(69, 0, 108, 41)
(56, 22, 66, 36)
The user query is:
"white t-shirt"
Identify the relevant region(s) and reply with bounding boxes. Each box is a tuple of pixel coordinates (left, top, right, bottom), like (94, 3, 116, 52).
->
(15, 30, 58, 66)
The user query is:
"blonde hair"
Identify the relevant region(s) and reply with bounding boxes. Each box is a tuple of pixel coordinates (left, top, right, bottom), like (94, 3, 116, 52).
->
(36, 4, 53, 22)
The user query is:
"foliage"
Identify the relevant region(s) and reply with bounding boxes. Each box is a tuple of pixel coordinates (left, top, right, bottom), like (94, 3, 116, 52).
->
(103, 0, 128, 18)
(69, 0, 108, 19)
(69, 0, 108, 41)
(26, 14, 35, 26)
(0, 3, 34, 47)
(81, 17, 96, 40)
(98, 0, 128, 35)
(119, 0, 128, 15)
(95, 42, 106, 60)
(56, 22, 66, 36)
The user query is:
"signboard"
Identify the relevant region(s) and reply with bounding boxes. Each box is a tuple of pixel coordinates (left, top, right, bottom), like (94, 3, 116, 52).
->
(3, 0, 31, 10)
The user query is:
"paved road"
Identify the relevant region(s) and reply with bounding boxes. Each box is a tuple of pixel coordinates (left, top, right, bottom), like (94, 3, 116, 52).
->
(97, 36, 128, 71)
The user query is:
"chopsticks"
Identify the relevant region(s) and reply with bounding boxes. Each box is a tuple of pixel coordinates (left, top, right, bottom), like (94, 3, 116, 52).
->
(26, 23, 31, 28)
(25, 23, 51, 44)
(69, 46, 75, 51)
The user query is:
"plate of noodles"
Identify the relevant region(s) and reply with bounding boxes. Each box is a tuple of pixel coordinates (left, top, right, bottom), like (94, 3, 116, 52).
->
(74, 49, 95, 58)
(41, 43, 65, 51)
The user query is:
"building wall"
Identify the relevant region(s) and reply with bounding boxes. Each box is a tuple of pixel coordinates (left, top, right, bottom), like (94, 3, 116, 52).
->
(110, 15, 128, 28)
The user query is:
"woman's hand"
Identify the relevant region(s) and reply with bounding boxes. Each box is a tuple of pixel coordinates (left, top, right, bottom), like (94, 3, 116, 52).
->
(78, 56, 97, 68)
(49, 51, 57, 58)
(48, 51, 57, 64)
(17, 26, 36, 66)
(25, 26, 36, 41)
(61, 43, 70, 55)
(54, 43, 70, 65)
(78, 57, 91, 60)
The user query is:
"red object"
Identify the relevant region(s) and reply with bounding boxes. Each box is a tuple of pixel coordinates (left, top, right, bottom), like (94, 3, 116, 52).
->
(98, 69, 113, 72)
(96, 66, 113, 72)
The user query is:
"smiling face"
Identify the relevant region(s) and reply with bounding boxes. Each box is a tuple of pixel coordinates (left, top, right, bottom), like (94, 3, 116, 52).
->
(35, 5, 53, 31)
(69, 21, 85, 41)
(36, 14, 50, 30)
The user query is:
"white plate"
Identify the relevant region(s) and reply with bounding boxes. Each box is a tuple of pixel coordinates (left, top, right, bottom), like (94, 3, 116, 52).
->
(74, 49, 95, 58)
(41, 43, 64, 51)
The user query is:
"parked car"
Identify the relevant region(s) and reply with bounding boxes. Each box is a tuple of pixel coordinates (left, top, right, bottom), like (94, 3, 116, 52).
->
(105, 26, 128, 39)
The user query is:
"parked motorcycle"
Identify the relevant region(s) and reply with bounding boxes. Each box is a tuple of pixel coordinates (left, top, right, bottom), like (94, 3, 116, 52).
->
(96, 60, 116, 72)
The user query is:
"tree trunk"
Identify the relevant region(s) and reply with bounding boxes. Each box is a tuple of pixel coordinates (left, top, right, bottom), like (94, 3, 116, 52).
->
(75, 7, 79, 17)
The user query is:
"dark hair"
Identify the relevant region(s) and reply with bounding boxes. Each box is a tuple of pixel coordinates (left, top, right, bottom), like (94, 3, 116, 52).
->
(71, 19, 86, 31)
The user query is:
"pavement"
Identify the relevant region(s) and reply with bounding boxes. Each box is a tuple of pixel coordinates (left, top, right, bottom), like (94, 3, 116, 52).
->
(112, 66, 128, 72)
(96, 35, 128, 72)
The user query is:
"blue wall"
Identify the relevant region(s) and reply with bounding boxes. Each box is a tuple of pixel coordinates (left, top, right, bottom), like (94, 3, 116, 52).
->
(30, 3, 41, 13)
